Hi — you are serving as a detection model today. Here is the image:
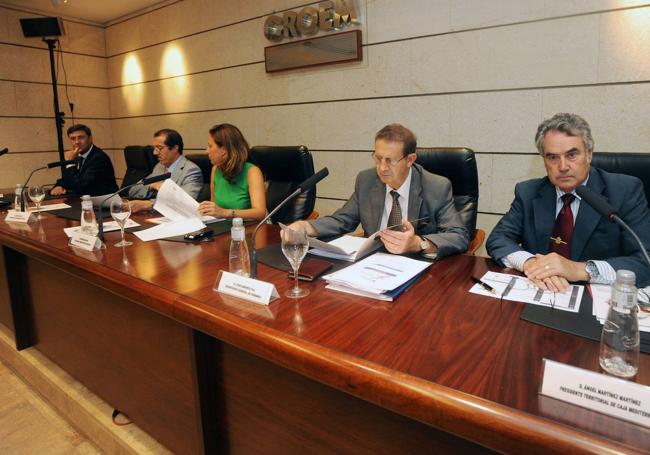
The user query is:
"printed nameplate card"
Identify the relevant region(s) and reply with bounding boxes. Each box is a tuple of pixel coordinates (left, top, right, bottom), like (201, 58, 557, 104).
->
(215, 271, 279, 305)
(5, 210, 32, 223)
(540, 359, 650, 427)
(70, 232, 102, 251)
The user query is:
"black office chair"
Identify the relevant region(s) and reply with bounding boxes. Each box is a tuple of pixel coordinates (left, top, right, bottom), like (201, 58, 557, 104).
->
(591, 152, 650, 205)
(185, 154, 213, 202)
(121, 145, 155, 189)
(415, 147, 483, 255)
(249, 146, 316, 224)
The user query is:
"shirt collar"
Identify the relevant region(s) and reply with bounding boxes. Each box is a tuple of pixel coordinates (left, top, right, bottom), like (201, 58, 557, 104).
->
(80, 144, 94, 160)
(166, 155, 183, 173)
(386, 167, 412, 199)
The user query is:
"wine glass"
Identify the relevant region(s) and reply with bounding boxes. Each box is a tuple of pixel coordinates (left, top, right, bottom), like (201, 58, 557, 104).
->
(110, 198, 132, 247)
(28, 186, 45, 218)
(281, 226, 309, 299)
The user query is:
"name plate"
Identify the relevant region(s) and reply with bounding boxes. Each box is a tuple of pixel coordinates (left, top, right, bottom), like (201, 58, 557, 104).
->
(70, 232, 102, 251)
(5, 210, 32, 223)
(540, 359, 650, 427)
(214, 271, 279, 305)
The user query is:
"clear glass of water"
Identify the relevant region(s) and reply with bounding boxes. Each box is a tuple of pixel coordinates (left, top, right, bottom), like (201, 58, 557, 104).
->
(28, 186, 45, 218)
(281, 226, 309, 299)
(110, 198, 132, 247)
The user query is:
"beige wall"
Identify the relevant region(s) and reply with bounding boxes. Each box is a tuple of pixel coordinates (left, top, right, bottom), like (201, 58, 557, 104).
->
(3, 1, 650, 255)
(0, 6, 111, 188)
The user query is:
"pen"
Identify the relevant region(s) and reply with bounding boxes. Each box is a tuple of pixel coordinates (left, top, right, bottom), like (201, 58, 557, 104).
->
(383, 217, 429, 232)
(471, 276, 496, 294)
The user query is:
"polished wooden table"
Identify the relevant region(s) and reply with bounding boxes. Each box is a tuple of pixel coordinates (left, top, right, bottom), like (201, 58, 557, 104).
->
(0, 207, 648, 454)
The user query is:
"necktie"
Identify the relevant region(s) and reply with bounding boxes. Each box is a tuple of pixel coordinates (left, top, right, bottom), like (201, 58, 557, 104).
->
(387, 190, 403, 230)
(549, 193, 575, 258)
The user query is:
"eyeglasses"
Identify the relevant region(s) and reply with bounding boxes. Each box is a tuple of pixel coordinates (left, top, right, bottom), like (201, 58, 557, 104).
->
(543, 149, 583, 164)
(371, 152, 406, 167)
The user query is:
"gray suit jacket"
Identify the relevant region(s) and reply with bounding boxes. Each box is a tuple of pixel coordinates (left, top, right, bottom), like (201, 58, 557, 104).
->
(486, 167, 650, 286)
(309, 163, 469, 258)
(128, 155, 203, 200)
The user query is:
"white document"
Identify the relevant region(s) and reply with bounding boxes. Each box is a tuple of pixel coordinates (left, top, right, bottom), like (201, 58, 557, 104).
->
(308, 233, 382, 262)
(591, 284, 650, 332)
(29, 203, 71, 212)
(146, 215, 223, 224)
(63, 219, 139, 237)
(323, 252, 431, 299)
(134, 180, 206, 241)
(469, 271, 583, 313)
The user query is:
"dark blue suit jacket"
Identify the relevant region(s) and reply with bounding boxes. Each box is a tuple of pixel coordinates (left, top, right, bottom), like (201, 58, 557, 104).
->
(486, 167, 650, 287)
(55, 145, 118, 196)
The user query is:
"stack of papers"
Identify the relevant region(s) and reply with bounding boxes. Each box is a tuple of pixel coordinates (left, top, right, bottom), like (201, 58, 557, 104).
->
(134, 180, 206, 241)
(469, 271, 584, 313)
(63, 219, 139, 237)
(308, 234, 382, 262)
(590, 284, 650, 333)
(322, 253, 431, 301)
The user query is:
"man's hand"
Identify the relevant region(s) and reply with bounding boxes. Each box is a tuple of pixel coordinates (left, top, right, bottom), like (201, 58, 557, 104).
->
(130, 200, 153, 213)
(50, 186, 66, 196)
(64, 147, 81, 161)
(523, 253, 588, 292)
(377, 219, 420, 254)
(149, 181, 163, 192)
(286, 220, 316, 237)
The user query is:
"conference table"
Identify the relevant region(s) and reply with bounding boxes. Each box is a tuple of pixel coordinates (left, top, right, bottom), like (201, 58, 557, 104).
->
(0, 203, 648, 454)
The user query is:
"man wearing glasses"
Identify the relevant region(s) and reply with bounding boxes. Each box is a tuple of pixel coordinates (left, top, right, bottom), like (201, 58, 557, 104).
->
(129, 128, 203, 213)
(487, 113, 650, 290)
(288, 123, 468, 258)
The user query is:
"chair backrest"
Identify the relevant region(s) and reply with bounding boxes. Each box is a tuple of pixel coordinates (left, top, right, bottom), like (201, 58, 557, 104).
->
(415, 147, 478, 237)
(591, 152, 650, 205)
(185, 154, 213, 202)
(121, 145, 155, 188)
(249, 146, 316, 224)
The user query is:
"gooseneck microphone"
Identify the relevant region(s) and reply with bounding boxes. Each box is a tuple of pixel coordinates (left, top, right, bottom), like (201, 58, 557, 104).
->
(250, 167, 329, 278)
(575, 185, 650, 270)
(97, 172, 171, 240)
(19, 157, 83, 211)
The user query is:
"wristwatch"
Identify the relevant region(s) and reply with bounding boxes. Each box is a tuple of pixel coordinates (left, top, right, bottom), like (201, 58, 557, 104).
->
(585, 261, 600, 281)
(419, 236, 430, 252)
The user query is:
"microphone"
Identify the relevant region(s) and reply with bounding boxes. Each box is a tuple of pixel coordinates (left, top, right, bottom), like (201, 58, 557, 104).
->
(97, 172, 171, 240)
(575, 185, 650, 270)
(250, 167, 329, 278)
(0, 148, 8, 156)
(47, 157, 81, 168)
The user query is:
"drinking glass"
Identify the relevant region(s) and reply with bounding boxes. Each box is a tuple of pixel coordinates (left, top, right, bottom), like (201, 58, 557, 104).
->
(110, 198, 132, 247)
(281, 226, 309, 298)
(28, 186, 45, 218)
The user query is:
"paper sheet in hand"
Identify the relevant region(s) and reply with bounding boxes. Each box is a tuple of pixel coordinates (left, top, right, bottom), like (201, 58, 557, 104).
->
(469, 271, 583, 313)
(308, 233, 382, 262)
(146, 215, 223, 224)
(591, 284, 650, 332)
(323, 253, 431, 300)
(134, 180, 206, 241)
(64, 219, 139, 237)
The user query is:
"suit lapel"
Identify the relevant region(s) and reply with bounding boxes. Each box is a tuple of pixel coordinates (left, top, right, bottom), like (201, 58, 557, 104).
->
(369, 177, 386, 233)
(407, 166, 423, 224)
(532, 180, 556, 254)
(171, 155, 185, 183)
(572, 168, 604, 260)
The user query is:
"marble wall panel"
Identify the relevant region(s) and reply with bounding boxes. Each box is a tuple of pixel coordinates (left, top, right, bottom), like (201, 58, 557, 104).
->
(543, 0, 649, 17)
(0, 81, 17, 114)
(598, 7, 650, 83)
(0, 44, 50, 83)
(541, 84, 650, 153)
(366, 0, 450, 43)
(450, 0, 546, 30)
(0, 154, 26, 188)
(487, 153, 546, 214)
(314, 197, 346, 218)
(475, 212, 502, 258)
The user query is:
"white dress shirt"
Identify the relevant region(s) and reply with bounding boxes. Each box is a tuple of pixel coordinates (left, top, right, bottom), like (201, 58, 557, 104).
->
(379, 168, 412, 230)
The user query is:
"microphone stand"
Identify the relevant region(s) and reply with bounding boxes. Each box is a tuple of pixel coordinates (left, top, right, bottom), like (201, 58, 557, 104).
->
(611, 215, 650, 270)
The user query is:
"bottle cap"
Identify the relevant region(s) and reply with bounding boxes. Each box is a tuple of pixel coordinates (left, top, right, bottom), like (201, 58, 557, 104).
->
(616, 269, 636, 286)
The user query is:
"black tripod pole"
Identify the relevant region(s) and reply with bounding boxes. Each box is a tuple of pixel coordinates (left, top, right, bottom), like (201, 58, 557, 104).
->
(44, 38, 66, 178)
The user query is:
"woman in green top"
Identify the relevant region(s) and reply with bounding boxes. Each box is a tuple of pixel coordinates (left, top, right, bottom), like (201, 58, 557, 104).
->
(198, 124, 266, 221)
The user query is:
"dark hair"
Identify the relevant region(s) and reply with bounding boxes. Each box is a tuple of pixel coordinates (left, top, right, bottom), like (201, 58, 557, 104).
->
(154, 128, 184, 154)
(67, 124, 92, 137)
(374, 123, 417, 156)
(535, 113, 594, 155)
(208, 123, 250, 182)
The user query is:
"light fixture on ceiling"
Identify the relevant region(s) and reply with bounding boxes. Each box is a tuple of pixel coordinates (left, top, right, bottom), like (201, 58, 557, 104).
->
(51, 0, 69, 6)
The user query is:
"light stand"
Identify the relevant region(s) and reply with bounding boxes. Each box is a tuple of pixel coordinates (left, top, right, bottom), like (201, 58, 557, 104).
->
(44, 38, 66, 177)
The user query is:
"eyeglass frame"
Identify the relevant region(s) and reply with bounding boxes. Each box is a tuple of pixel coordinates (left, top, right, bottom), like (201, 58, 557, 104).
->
(371, 152, 408, 167)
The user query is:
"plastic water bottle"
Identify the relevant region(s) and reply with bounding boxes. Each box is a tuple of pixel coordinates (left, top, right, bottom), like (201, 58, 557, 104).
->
(229, 217, 250, 277)
(80, 195, 98, 236)
(14, 183, 23, 211)
(599, 269, 640, 378)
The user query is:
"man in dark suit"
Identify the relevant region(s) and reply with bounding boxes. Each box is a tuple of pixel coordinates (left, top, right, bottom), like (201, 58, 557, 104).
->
(288, 124, 468, 259)
(50, 124, 118, 196)
(487, 113, 650, 289)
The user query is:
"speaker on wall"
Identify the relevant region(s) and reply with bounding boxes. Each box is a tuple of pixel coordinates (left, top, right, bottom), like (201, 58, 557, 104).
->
(19, 17, 65, 38)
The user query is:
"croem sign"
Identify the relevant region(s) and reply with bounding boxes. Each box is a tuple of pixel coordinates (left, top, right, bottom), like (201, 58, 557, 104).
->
(264, 0, 359, 42)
